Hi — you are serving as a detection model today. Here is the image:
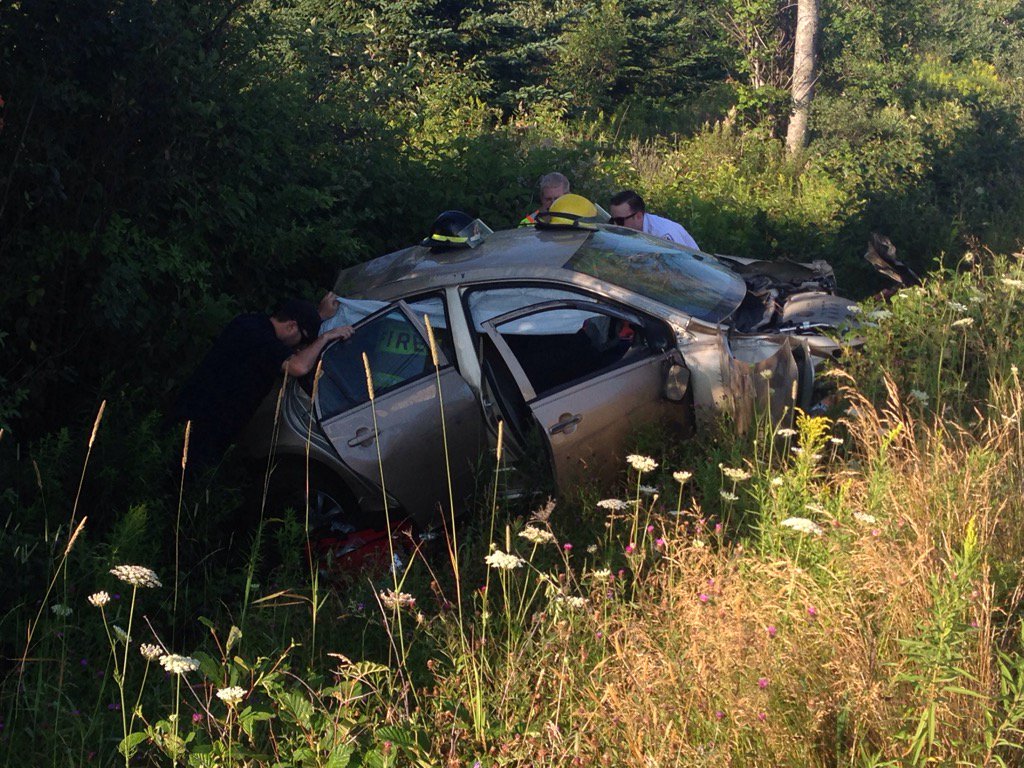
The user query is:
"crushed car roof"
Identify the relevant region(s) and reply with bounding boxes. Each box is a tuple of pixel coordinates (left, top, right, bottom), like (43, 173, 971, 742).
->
(334, 225, 749, 324)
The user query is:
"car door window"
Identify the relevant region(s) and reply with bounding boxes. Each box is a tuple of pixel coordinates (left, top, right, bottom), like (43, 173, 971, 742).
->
(486, 300, 660, 399)
(317, 306, 437, 420)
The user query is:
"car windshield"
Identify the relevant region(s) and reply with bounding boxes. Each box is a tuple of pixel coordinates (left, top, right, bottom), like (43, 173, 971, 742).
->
(567, 230, 746, 323)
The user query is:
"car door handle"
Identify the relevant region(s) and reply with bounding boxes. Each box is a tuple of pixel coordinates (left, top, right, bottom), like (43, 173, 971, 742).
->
(548, 413, 582, 435)
(347, 426, 378, 447)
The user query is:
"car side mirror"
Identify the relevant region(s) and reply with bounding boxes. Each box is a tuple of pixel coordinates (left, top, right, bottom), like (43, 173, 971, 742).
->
(663, 362, 690, 402)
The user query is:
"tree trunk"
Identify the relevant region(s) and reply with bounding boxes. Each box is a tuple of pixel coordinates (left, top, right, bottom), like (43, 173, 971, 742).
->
(785, 0, 819, 155)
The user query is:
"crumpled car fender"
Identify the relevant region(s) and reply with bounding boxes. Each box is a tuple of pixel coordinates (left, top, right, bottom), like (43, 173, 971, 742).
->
(680, 331, 804, 433)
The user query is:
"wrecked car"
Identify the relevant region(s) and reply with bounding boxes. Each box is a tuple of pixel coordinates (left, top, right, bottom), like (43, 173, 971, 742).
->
(245, 210, 860, 544)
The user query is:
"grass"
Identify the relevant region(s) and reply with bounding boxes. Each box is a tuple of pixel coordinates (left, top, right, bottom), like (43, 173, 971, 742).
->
(1, 252, 1024, 766)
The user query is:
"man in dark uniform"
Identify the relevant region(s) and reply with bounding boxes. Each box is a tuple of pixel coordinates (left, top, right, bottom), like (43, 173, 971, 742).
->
(171, 298, 353, 472)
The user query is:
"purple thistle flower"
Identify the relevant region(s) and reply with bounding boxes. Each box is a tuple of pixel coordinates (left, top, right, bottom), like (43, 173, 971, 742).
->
(758, 677, 769, 689)
(767, 625, 777, 638)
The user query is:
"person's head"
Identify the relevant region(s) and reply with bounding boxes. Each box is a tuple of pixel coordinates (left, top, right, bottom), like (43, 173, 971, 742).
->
(271, 299, 322, 347)
(538, 172, 570, 212)
(608, 189, 646, 231)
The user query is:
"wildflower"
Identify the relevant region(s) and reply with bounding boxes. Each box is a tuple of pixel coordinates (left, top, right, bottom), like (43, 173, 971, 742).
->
(871, 528, 881, 537)
(770, 476, 784, 487)
(868, 309, 892, 320)
(591, 569, 611, 581)
(159, 654, 200, 675)
(790, 447, 804, 456)
(807, 604, 818, 618)
(758, 369, 773, 380)
(586, 544, 598, 554)
(692, 539, 706, 548)
(109, 565, 162, 589)
(638, 484, 658, 496)
(758, 677, 769, 689)
(216, 686, 246, 706)
(518, 526, 555, 545)
(829, 437, 844, 446)
(949, 301, 969, 313)
(780, 517, 824, 536)
(672, 470, 692, 484)
(952, 317, 974, 328)
(597, 499, 629, 511)
(1002, 278, 1024, 289)
(51, 603, 73, 617)
(88, 592, 110, 608)
(646, 524, 655, 534)
(655, 538, 665, 549)
(719, 464, 751, 482)
(112, 625, 130, 644)
(909, 389, 929, 405)
(192, 713, 203, 723)
(626, 454, 658, 473)
(378, 589, 416, 610)
(139, 643, 162, 661)
(714, 523, 723, 533)
(563, 543, 573, 552)
(767, 625, 777, 638)
(698, 593, 710, 603)
(757, 712, 767, 722)
(776, 428, 797, 438)
(715, 710, 725, 720)
(853, 512, 877, 525)
(625, 543, 635, 555)
(553, 595, 588, 610)
(484, 550, 525, 570)
(719, 490, 738, 502)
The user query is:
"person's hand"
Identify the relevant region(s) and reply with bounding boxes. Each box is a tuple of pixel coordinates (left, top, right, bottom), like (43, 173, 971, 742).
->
(318, 291, 341, 320)
(327, 325, 354, 341)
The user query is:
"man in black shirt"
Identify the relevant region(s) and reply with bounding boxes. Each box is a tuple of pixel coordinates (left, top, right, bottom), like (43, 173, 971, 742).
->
(171, 298, 353, 472)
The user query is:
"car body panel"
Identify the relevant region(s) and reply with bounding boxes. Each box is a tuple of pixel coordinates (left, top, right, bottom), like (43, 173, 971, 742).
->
(313, 301, 485, 527)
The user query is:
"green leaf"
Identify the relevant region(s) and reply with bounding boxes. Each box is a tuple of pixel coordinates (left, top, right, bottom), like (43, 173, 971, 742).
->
(225, 625, 243, 654)
(118, 731, 148, 758)
(326, 744, 354, 768)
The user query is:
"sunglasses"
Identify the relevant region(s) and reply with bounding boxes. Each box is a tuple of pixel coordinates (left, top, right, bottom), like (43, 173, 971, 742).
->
(609, 210, 639, 226)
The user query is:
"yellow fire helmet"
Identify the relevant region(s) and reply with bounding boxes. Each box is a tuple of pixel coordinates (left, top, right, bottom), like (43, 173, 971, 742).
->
(535, 193, 610, 230)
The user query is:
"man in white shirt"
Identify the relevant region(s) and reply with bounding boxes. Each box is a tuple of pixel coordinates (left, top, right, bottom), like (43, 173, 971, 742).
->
(608, 189, 699, 250)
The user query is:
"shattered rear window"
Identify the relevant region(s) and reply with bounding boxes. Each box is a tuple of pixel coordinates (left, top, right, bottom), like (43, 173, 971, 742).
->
(567, 230, 746, 324)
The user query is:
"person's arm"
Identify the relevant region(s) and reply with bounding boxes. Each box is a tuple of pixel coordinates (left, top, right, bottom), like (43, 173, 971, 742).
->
(282, 325, 353, 377)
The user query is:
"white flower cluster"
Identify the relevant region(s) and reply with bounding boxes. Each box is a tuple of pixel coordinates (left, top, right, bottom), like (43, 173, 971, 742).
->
(638, 484, 659, 496)
(378, 589, 416, 611)
(139, 643, 162, 661)
(909, 389, 930, 406)
(672, 470, 692, 484)
(776, 428, 797, 438)
(853, 512, 878, 525)
(553, 595, 588, 610)
(88, 591, 110, 608)
(626, 454, 658, 473)
(51, 603, 73, 617)
(951, 317, 974, 328)
(518, 526, 555, 545)
(216, 686, 246, 706)
(719, 490, 739, 502)
(484, 550, 525, 570)
(719, 464, 751, 482)
(1001, 278, 1024, 290)
(597, 499, 629, 511)
(109, 565, 162, 589)
(780, 517, 824, 536)
(159, 654, 200, 675)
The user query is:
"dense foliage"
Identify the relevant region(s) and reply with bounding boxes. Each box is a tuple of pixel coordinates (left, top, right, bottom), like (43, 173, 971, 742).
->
(2, 0, 1024, 442)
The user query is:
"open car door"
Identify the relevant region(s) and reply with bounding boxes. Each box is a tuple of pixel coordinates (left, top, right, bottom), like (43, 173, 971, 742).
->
(315, 301, 485, 528)
(480, 299, 693, 489)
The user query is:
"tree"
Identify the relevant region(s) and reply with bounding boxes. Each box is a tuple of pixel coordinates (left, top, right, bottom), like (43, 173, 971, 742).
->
(786, 0, 819, 154)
